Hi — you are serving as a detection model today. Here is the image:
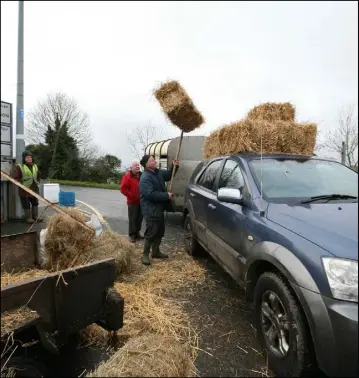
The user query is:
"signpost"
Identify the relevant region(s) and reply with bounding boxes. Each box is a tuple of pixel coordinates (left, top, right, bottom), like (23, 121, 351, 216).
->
(1, 101, 14, 222)
(1, 101, 13, 161)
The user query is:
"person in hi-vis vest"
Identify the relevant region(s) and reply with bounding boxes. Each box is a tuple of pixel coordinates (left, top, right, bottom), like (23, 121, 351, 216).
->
(13, 151, 43, 224)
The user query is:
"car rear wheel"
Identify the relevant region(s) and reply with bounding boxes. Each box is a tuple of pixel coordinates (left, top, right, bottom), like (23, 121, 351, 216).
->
(184, 215, 200, 256)
(254, 272, 314, 377)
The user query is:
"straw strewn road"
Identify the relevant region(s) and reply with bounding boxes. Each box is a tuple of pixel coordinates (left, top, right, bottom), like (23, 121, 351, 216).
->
(62, 186, 271, 377)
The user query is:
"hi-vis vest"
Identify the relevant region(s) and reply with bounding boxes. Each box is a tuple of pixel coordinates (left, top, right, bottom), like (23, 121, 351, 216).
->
(17, 163, 39, 187)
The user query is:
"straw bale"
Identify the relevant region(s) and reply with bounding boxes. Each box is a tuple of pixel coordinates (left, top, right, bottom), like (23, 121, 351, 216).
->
(246, 102, 296, 122)
(86, 334, 194, 377)
(42, 210, 135, 277)
(43, 209, 90, 270)
(154, 81, 204, 132)
(203, 119, 317, 159)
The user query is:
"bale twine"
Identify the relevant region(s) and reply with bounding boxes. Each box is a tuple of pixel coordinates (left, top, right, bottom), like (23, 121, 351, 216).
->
(86, 334, 194, 377)
(154, 80, 205, 132)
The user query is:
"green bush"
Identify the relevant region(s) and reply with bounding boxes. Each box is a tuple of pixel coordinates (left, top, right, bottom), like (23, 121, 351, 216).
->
(48, 179, 120, 190)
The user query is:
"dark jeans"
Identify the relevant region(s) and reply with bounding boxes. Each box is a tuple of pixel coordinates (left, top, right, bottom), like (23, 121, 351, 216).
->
(144, 216, 165, 241)
(20, 196, 39, 210)
(128, 204, 143, 238)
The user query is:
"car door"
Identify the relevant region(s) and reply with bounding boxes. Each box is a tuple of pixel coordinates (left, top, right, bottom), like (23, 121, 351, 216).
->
(205, 159, 248, 282)
(189, 159, 223, 247)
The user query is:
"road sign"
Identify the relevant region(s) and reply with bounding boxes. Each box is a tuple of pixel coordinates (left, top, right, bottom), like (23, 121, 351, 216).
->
(1, 101, 13, 160)
(1, 144, 12, 158)
(1, 125, 11, 143)
(1, 101, 12, 125)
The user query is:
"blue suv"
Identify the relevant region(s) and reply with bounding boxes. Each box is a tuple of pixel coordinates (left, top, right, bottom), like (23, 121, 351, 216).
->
(183, 153, 358, 377)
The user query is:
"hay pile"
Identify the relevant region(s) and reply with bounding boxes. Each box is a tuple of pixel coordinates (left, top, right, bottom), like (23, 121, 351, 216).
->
(86, 334, 194, 377)
(79, 252, 205, 377)
(79, 253, 205, 347)
(1, 269, 46, 288)
(203, 102, 317, 158)
(42, 210, 134, 276)
(1, 307, 39, 336)
(154, 81, 204, 132)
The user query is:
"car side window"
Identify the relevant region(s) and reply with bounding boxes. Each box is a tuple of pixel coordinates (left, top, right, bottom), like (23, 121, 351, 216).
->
(197, 160, 222, 191)
(219, 160, 245, 190)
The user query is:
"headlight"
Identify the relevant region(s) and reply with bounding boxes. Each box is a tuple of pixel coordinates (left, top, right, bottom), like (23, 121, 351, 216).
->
(322, 257, 358, 302)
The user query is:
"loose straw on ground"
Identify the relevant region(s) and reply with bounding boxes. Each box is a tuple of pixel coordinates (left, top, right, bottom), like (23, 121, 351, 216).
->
(86, 334, 196, 377)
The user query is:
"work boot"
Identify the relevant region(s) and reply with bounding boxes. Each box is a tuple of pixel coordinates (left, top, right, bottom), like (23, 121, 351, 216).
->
(151, 238, 168, 259)
(142, 239, 152, 266)
(136, 233, 144, 240)
(32, 206, 43, 222)
(24, 209, 35, 224)
(129, 236, 136, 243)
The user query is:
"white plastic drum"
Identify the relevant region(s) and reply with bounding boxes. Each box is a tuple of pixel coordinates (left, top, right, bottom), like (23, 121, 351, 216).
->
(43, 183, 60, 204)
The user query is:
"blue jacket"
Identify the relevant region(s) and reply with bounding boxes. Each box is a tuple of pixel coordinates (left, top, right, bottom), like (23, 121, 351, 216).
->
(139, 167, 176, 221)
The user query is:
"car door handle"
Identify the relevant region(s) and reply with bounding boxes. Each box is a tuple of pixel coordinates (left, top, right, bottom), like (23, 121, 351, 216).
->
(208, 204, 216, 210)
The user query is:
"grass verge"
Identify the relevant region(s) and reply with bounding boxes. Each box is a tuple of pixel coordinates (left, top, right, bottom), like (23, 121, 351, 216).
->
(48, 180, 120, 190)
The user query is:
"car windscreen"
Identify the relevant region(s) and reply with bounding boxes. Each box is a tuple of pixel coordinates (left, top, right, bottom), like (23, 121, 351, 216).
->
(248, 158, 358, 203)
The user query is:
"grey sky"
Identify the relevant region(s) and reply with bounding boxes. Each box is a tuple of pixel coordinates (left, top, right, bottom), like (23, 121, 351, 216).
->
(1, 1, 358, 167)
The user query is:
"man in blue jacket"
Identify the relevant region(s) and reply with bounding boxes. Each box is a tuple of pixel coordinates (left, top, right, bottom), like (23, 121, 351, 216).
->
(139, 154, 179, 265)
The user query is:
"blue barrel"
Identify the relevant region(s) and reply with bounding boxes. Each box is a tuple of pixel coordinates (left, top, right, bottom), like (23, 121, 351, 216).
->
(58, 191, 76, 207)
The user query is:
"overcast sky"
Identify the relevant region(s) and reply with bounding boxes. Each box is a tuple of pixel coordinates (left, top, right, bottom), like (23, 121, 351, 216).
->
(1, 1, 358, 167)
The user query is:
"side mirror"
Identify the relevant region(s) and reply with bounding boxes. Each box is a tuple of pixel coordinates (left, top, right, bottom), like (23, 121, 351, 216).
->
(217, 187, 243, 205)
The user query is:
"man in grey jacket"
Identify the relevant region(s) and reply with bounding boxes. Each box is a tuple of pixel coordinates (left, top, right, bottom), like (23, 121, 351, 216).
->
(139, 155, 179, 265)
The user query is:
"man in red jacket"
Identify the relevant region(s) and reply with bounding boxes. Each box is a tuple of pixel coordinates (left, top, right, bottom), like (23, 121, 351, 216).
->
(120, 160, 143, 243)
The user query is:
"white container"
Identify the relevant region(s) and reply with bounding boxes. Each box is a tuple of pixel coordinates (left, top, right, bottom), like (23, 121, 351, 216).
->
(43, 183, 60, 203)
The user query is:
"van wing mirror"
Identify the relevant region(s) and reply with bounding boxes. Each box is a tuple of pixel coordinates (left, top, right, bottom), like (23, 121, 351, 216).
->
(217, 187, 243, 205)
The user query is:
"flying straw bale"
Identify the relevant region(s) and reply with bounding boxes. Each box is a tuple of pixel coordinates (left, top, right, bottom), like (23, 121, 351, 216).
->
(154, 80, 205, 133)
(246, 102, 296, 122)
(86, 334, 194, 377)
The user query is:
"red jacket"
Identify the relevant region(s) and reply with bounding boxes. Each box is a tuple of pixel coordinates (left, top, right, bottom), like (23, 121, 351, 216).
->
(120, 171, 141, 205)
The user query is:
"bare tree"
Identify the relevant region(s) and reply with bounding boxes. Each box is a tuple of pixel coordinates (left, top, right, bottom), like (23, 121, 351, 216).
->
(321, 105, 358, 167)
(26, 92, 92, 148)
(127, 123, 169, 160)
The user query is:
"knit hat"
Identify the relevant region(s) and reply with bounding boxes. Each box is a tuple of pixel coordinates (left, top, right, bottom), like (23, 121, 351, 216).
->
(22, 150, 33, 162)
(140, 154, 151, 168)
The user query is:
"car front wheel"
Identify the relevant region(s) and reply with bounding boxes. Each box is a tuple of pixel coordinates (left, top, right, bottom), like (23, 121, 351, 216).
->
(254, 272, 314, 377)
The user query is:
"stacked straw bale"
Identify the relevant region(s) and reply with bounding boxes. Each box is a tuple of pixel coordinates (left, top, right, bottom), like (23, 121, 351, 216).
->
(203, 103, 317, 159)
(86, 334, 194, 377)
(246, 102, 295, 122)
(42, 209, 134, 277)
(154, 80, 204, 132)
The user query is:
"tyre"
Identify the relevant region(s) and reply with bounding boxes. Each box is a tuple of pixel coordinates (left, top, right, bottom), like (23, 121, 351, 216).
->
(4, 356, 50, 378)
(254, 272, 314, 377)
(183, 215, 200, 256)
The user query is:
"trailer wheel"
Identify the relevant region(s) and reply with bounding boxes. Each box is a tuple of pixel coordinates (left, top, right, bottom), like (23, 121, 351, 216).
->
(4, 356, 50, 377)
(184, 215, 200, 256)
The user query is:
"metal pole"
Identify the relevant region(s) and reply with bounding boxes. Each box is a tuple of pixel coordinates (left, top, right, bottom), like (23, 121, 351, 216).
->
(341, 141, 346, 165)
(15, 0, 25, 219)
